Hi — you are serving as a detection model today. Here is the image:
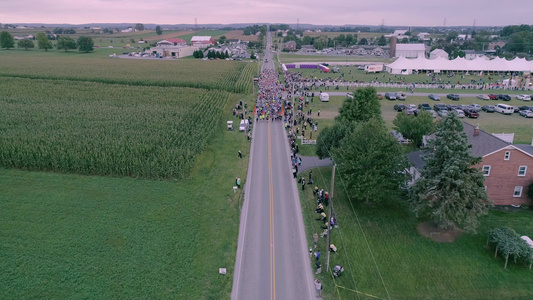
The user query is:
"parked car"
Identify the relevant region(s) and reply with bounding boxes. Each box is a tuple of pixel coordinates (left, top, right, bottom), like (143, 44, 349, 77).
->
(516, 94, 532, 101)
(464, 109, 479, 118)
(428, 109, 437, 118)
(519, 105, 533, 111)
(511, 106, 520, 113)
(477, 94, 490, 100)
(428, 94, 441, 101)
(519, 110, 533, 118)
(394, 104, 406, 112)
(447, 104, 459, 111)
(452, 109, 465, 118)
(498, 94, 511, 101)
(488, 94, 499, 100)
(418, 103, 431, 111)
(385, 92, 397, 100)
(437, 109, 448, 117)
(447, 94, 460, 100)
(405, 104, 418, 116)
(395, 92, 406, 100)
(469, 104, 482, 112)
(433, 103, 447, 111)
(482, 105, 496, 113)
(459, 104, 471, 111)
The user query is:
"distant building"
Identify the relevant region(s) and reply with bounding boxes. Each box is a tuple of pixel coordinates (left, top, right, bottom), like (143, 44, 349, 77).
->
(228, 39, 241, 45)
(284, 40, 297, 51)
(489, 41, 506, 50)
(394, 43, 426, 58)
(121, 28, 134, 33)
(191, 36, 215, 47)
(157, 39, 187, 46)
(464, 50, 486, 60)
(429, 49, 449, 60)
(150, 45, 199, 58)
(417, 32, 430, 41)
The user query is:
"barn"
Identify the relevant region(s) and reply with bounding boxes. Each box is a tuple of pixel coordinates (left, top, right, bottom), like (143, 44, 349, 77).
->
(191, 36, 215, 47)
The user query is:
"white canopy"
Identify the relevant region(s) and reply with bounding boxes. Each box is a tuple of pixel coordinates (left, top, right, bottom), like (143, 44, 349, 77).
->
(385, 56, 533, 74)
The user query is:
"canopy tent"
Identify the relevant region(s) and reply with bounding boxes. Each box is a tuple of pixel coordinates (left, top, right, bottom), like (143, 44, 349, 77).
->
(385, 56, 533, 74)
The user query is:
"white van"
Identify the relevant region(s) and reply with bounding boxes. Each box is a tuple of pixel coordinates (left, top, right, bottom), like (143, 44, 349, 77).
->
(495, 103, 514, 115)
(319, 92, 330, 102)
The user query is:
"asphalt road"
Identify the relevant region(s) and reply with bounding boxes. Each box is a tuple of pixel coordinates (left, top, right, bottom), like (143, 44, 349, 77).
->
(232, 32, 315, 300)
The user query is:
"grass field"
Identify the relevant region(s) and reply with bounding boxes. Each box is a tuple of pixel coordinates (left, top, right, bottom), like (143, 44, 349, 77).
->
(0, 51, 255, 93)
(0, 92, 252, 299)
(300, 167, 533, 300)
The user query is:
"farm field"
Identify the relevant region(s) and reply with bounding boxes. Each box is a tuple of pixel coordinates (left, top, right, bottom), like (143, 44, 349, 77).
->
(0, 92, 251, 298)
(0, 52, 255, 93)
(300, 167, 533, 300)
(224, 30, 259, 42)
(0, 77, 230, 179)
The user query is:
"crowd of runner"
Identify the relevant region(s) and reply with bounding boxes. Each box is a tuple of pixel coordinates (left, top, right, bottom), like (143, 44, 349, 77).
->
(255, 69, 284, 120)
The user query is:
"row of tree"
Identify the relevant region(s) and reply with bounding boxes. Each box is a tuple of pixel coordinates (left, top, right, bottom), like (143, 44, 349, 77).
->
(0, 31, 94, 52)
(316, 88, 492, 233)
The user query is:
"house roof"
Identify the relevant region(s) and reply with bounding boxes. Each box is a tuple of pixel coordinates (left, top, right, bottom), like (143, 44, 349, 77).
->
(285, 40, 297, 45)
(407, 150, 427, 170)
(514, 144, 533, 157)
(396, 44, 426, 51)
(167, 38, 186, 44)
(430, 49, 447, 55)
(191, 36, 213, 42)
(462, 122, 511, 157)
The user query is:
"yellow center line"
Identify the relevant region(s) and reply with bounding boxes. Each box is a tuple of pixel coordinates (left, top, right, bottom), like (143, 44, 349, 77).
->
(268, 120, 276, 300)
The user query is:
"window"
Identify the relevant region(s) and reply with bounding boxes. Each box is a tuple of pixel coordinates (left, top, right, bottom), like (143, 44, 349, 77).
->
(504, 151, 510, 160)
(482, 165, 491, 176)
(518, 166, 527, 176)
(513, 186, 523, 197)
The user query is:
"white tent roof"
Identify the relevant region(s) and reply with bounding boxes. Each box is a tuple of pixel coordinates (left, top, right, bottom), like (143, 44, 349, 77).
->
(191, 36, 212, 42)
(385, 56, 533, 72)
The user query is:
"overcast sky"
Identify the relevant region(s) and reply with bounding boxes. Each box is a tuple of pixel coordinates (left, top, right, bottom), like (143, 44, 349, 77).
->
(1, 0, 531, 27)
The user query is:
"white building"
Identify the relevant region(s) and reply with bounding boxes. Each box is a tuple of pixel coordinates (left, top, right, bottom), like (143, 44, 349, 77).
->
(191, 36, 215, 47)
(429, 49, 449, 60)
(394, 44, 426, 58)
(464, 50, 486, 60)
(149, 45, 199, 58)
(417, 33, 430, 41)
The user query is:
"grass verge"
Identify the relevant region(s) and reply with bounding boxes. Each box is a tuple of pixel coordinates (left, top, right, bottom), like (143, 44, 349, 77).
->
(300, 167, 533, 300)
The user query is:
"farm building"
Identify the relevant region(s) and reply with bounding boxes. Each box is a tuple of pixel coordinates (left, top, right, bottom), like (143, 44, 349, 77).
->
(156, 39, 187, 47)
(394, 44, 427, 58)
(149, 45, 199, 58)
(409, 123, 533, 206)
(429, 49, 449, 60)
(191, 36, 215, 47)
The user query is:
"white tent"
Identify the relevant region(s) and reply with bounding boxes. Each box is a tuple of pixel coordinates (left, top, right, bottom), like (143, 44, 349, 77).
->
(385, 56, 533, 74)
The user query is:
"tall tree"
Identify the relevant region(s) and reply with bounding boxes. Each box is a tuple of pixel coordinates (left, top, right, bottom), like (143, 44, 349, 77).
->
(0, 31, 15, 49)
(135, 23, 144, 31)
(77, 36, 94, 53)
(316, 122, 353, 159)
(392, 111, 434, 147)
(155, 25, 163, 35)
(333, 118, 409, 204)
(36, 32, 53, 51)
(57, 36, 76, 52)
(377, 35, 387, 46)
(358, 38, 368, 45)
(409, 113, 493, 233)
(336, 87, 381, 124)
(17, 39, 34, 50)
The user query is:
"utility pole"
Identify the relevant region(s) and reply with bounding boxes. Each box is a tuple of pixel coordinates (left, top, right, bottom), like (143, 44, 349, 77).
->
(326, 164, 336, 272)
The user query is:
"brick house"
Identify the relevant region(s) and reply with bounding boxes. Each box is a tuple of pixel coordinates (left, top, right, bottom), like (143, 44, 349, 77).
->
(408, 122, 533, 206)
(283, 40, 297, 51)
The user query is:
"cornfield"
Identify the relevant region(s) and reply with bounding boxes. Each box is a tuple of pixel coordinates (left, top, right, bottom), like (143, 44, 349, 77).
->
(0, 77, 229, 179)
(0, 55, 253, 94)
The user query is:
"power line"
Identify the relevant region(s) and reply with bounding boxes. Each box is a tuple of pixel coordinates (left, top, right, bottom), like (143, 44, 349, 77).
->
(328, 152, 392, 300)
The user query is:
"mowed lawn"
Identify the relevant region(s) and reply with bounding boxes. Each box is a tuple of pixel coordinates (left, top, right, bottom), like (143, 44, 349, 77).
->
(300, 167, 533, 300)
(0, 93, 251, 299)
